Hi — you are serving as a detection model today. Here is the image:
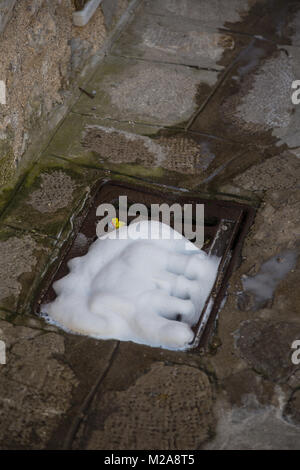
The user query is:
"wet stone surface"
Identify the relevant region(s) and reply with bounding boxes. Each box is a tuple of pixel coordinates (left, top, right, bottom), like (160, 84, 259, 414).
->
(74, 361, 215, 450)
(1, 156, 104, 238)
(191, 39, 300, 147)
(72, 56, 218, 127)
(1, 0, 300, 451)
(0, 228, 55, 314)
(46, 112, 252, 190)
(283, 390, 300, 426)
(111, 13, 249, 70)
(0, 321, 77, 449)
(143, 0, 259, 28)
(235, 320, 300, 383)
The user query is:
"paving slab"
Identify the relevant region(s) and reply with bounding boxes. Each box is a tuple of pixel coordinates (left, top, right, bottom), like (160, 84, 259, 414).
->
(143, 0, 300, 46)
(45, 334, 118, 450)
(71, 341, 216, 450)
(190, 39, 300, 148)
(72, 56, 218, 127)
(0, 156, 106, 239)
(143, 0, 261, 29)
(238, 0, 300, 46)
(0, 227, 56, 314)
(111, 13, 250, 70)
(45, 112, 256, 190)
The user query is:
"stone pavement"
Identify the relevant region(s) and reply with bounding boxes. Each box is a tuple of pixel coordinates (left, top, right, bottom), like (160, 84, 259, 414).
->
(0, 0, 300, 450)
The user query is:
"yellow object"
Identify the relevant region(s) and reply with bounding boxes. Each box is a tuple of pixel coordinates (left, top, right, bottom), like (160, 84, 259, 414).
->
(111, 218, 126, 229)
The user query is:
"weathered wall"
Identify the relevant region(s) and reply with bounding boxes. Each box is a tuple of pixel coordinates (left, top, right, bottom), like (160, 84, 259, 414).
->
(0, 0, 130, 189)
(0, 0, 16, 34)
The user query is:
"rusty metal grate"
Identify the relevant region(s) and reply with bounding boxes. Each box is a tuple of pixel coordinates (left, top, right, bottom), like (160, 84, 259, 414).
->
(35, 181, 255, 350)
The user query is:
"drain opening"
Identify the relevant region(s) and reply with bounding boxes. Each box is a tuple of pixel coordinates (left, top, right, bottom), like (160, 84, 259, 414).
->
(35, 181, 255, 350)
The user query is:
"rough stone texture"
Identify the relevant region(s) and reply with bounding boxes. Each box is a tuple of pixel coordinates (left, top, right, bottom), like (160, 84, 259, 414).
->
(107, 64, 213, 124)
(291, 9, 300, 46)
(81, 124, 244, 176)
(102, 0, 119, 28)
(45, 112, 253, 191)
(1, 0, 300, 451)
(0, 235, 37, 302)
(236, 321, 300, 383)
(72, 56, 218, 126)
(226, 50, 294, 132)
(112, 13, 245, 69)
(0, 0, 107, 189)
(191, 40, 300, 148)
(204, 397, 300, 450)
(1, 156, 105, 238)
(234, 153, 300, 192)
(77, 363, 215, 450)
(0, 0, 16, 34)
(29, 171, 76, 213)
(0, 321, 77, 449)
(143, 0, 256, 26)
(283, 390, 300, 426)
(0, 228, 55, 313)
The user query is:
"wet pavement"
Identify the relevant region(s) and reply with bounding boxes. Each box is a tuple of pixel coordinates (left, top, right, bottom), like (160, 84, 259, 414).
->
(0, 0, 300, 450)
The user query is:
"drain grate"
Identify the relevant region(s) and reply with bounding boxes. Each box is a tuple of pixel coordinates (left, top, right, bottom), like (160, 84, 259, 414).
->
(36, 181, 255, 349)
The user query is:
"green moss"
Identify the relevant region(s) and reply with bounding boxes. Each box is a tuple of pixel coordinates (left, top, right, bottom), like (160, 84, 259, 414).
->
(0, 145, 15, 188)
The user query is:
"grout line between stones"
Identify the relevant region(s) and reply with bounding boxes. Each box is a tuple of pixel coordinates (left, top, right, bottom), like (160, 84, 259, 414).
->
(62, 341, 120, 450)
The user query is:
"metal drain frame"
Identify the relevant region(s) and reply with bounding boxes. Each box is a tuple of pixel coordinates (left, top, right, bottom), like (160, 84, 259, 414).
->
(35, 180, 256, 350)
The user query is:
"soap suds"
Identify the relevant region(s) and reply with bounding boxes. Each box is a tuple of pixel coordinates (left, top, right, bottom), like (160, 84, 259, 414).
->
(42, 221, 219, 350)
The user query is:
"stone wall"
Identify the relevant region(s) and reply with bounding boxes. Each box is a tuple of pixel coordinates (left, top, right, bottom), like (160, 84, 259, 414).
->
(0, 0, 16, 34)
(0, 0, 130, 189)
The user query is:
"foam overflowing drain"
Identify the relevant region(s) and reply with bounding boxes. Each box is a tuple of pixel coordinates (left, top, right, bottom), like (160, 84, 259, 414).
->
(42, 220, 219, 350)
(36, 181, 256, 350)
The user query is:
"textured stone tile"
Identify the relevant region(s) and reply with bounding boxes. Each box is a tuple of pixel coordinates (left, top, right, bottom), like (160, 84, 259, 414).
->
(74, 360, 215, 450)
(236, 320, 300, 383)
(1, 156, 105, 238)
(143, 0, 253, 24)
(72, 56, 218, 127)
(191, 39, 300, 147)
(112, 13, 250, 70)
(0, 227, 55, 314)
(46, 112, 250, 189)
(241, 0, 300, 45)
(143, 0, 300, 45)
(0, 320, 78, 449)
(205, 398, 300, 450)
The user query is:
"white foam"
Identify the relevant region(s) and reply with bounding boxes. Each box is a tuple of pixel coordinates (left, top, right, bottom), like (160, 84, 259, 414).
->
(42, 220, 219, 350)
